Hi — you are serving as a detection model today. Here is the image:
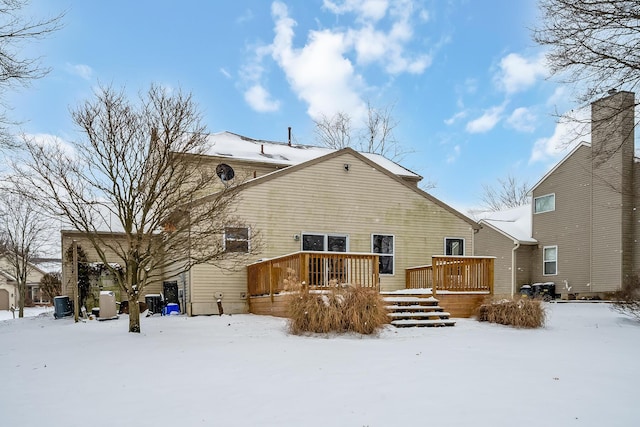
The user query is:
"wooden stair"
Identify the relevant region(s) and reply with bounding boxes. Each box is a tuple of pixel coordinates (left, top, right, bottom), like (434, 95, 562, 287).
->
(381, 292, 455, 327)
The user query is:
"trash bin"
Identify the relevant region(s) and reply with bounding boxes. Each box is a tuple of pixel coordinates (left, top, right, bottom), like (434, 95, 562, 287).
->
(164, 303, 179, 315)
(99, 291, 117, 319)
(145, 294, 163, 315)
(519, 284, 532, 298)
(53, 296, 73, 319)
(532, 282, 555, 301)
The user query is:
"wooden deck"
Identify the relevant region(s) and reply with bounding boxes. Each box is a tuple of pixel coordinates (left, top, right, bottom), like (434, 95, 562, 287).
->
(248, 254, 495, 322)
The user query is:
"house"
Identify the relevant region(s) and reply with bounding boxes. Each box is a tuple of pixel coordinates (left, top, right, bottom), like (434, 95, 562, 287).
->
(0, 254, 54, 310)
(61, 132, 491, 317)
(475, 90, 637, 299)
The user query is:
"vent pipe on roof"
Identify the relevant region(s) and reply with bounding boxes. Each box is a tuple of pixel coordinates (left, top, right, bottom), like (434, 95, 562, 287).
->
(288, 127, 292, 146)
(261, 144, 264, 154)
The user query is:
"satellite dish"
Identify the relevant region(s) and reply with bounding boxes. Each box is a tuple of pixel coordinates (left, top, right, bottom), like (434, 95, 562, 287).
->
(216, 163, 235, 182)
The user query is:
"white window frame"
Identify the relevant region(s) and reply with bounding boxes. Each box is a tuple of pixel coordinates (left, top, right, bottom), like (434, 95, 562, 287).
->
(372, 234, 395, 276)
(224, 227, 250, 253)
(534, 193, 555, 214)
(301, 232, 349, 252)
(444, 237, 465, 256)
(543, 245, 558, 276)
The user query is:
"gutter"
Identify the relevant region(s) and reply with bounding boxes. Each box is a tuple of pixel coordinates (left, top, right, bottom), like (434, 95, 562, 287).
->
(511, 241, 520, 298)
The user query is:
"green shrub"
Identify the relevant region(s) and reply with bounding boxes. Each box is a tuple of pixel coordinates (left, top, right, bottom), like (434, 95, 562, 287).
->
(287, 285, 388, 335)
(477, 298, 546, 328)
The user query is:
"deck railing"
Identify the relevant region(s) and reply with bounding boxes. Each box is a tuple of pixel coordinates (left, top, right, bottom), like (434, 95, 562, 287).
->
(406, 256, 494, 295)
(247, 251, 380, 297)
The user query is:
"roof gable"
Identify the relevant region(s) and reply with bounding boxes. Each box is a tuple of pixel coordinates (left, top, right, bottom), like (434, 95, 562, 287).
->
(530, 142, 591, 194)
(476, 204, 536, 244)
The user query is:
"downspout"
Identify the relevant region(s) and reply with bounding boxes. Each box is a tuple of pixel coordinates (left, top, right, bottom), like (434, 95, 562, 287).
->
(511, 241, 520, 298)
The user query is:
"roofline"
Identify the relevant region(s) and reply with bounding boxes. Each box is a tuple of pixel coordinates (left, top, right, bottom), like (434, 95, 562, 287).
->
(194, 147, 479, 229)
(477, 219, 537, 245)
(529, 142, 591, 194)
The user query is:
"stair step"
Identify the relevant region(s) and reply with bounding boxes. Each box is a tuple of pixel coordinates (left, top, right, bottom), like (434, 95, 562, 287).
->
(382, 296, 439, 303)
(385, 304, 445, 311)
(391, 319, 456, 327)
(388, 311, 450, 318)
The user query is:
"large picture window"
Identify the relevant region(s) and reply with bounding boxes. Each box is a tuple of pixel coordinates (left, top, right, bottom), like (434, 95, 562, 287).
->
(445, 238, 465, 256)
(224, 227, 250, 253)
(534, 194, 555, 214)
(543, 246, 557, 275)
(372, 234, 394, 275)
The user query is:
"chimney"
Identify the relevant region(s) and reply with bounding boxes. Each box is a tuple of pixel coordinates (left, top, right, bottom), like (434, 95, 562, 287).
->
(288, 127, 292, 146)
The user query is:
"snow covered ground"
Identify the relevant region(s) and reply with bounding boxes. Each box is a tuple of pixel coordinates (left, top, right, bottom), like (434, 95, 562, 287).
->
(1, 303, 638, 427)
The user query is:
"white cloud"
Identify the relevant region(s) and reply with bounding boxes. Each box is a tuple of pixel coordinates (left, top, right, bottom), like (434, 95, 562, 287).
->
(23, 133, 76, 158)
(323, 0, 389, 22)
(495, 53, 547, 94)
(244, 84, 281, 112)
(66, 63, 93, 80)
(506, 107, 536, 132)
(219, 68, 232, 79)
(465, 104, 505, 134)
(444, 110, 467, 126)
(529, 108, 590, 164)
(270, 2, 366, 120)
(446, 144, 461, 163)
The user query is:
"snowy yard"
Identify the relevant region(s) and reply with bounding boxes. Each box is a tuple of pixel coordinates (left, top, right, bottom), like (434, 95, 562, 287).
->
(1, 303, 639, 427)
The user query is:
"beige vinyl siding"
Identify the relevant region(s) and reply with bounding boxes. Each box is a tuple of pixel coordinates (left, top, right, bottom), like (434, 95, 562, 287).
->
(515, 246, 534, 289)
(189, 151, 475, 315)
(532, 145, 592, 294)
(474, 225, 515, 297)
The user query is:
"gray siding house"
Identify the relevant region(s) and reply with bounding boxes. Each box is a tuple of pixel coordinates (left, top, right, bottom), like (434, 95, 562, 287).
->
(476, 90, 637, 299)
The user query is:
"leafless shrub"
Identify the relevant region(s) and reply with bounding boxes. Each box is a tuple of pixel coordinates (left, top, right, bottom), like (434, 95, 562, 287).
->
(611, 274, 640, 321)
(477, 298, 546, 328)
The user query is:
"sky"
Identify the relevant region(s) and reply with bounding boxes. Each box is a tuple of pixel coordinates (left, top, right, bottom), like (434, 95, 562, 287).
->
(5, 0, 600, 212)
(2, 303, 640, 426)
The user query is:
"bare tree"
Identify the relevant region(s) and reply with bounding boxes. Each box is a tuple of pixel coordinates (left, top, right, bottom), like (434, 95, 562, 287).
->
(0, 0, 64, 149)
(314, 101, 408, 161)
(14, 84, 254, 333)
(532, 0, 640, 155)
(0, 189, 51, 317)
(480, 174, 530, 212)
(39, 271, 61, 304)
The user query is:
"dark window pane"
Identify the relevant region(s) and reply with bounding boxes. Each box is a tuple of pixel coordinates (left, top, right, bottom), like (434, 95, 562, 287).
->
(379, 255, 393, 274)
(303, 234, 324, 251)
(328, 235, 347, 252)
(446, 238, 464, 256)
(225, 227, 248, 240)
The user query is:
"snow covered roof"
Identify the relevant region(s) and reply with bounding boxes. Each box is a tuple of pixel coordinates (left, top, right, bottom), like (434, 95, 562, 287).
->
(205, 131, 421, 179)
(475, 204, 537, 244)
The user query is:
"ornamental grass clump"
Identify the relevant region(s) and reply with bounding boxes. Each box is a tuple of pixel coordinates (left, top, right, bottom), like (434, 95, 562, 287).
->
(286, 277, 388, 335)
(477, 298, 546, 328)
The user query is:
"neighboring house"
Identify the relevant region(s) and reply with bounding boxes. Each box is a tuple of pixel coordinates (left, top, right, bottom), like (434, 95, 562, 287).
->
(61, 132, 481, 315)
(475, 90, 637, 299)
(0, 254, 51, 309)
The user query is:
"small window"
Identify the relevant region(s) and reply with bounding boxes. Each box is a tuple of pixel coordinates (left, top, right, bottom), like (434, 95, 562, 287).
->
(225, 227, 249, 253)
(302, 233, 348, 252)
(543, 246, 557, 275)
(372, 234, 394, 275)
(534, 194, 555, 214)
(445, 238, 464, 256)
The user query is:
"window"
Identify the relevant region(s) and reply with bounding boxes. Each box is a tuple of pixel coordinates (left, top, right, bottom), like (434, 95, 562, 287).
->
(445, 238, 465, 256)
(224, 227, 249, 253)
(534, 194, 555, 213)
(543, 246, 557, 275)
(302, 233, 348, 252)
(372, 235, 394, 275)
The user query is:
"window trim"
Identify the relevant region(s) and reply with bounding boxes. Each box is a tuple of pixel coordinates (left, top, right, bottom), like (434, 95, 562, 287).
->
(543, 245, 558, 276)
(301, 232, 349, 252)
(444, 237, 465, 256)
(372, 234, 395, 276)
(534, 193, 556, 214)
(224, 227, 250, 253)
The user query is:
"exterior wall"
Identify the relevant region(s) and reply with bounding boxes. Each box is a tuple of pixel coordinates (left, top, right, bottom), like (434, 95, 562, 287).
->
(515, 245, 534, 290)
(0, 256, 45, 308)
(474, 225, 515, 297)
(590, 91, 635, 292)
(189, 151, 476, 315)
(0, 277, 16, 310)
(532, 145, 592, 295)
